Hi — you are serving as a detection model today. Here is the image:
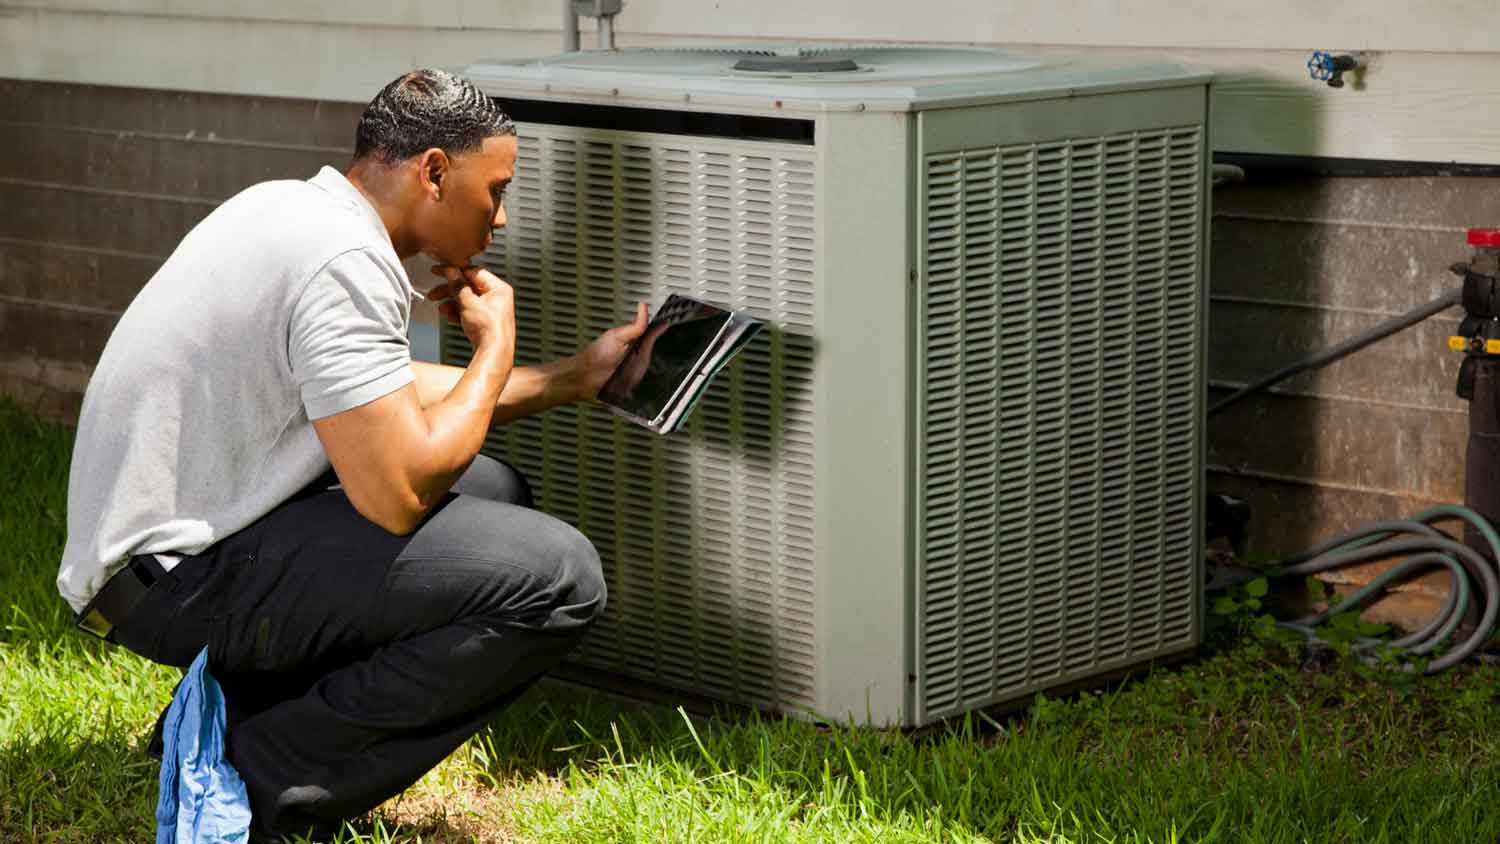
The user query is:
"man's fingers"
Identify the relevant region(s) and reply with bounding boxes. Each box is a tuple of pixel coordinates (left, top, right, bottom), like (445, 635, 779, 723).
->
(455, 283, 481, 308)
(613, 302, 651, 342)
(461, 265, 509, 296)
(426, 267, 503, 301)
(426, 265, 475, 302)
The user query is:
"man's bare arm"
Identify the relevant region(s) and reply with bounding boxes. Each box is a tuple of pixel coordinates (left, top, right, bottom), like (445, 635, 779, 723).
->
(314, 270, 515, 535)
(412, 359, 584, 424)
(413, 300, 649, 425)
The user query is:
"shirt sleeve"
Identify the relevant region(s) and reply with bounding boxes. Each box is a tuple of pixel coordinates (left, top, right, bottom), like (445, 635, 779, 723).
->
(288, 248, 414, 420)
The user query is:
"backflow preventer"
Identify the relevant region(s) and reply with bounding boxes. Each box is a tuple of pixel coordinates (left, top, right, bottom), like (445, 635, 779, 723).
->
(1450, 228, 1500, 629)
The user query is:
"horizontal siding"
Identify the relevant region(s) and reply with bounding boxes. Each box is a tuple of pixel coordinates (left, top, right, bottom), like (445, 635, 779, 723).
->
(1204, 173, 1499, 553)
(0, 122, 350, 202)
(0, 299, 115, 368)
(0, 296, 114, 423)
(1214, 220, 1472, 315)
(1207, 388, 1466, 502)
(1215, 176, 1500, 232)
(0, 179, 216, 258)
(1207, 304, 1462, 410)
(5, 0, 1496, 52)
(1197, 49, 1500, 165)
(0, 80, 364, 420)
(3, 7, 1500, 163)
(1208, 176, 1497, 413)
(0, 238, 162, 312)
(0, 78, 360, 148)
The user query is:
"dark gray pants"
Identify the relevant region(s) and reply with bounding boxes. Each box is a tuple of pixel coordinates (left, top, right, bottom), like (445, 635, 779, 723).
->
(111, 456, 605, 835)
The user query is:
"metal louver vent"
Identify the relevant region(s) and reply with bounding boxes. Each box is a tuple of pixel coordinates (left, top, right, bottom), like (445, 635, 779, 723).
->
(443, 125, 819, 709)
(916, 126, 1204, 721)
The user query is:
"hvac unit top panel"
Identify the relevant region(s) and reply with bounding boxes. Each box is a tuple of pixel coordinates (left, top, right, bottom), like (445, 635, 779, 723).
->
(462, 46, 1210, 113)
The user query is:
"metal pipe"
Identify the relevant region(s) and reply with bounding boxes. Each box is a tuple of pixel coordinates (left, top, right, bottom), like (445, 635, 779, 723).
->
(1207, 287, 1462, 418)
(1211, 163, 1245, 188)
(562, 0, 580, 52)
(599, 14, 615, 50)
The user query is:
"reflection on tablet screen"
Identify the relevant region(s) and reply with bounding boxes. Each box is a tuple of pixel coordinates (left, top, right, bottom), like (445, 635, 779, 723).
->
(598, 296, 731, 423)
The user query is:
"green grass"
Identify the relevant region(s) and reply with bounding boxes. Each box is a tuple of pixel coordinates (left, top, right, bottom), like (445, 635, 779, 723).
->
(3, 395, 1500, 843)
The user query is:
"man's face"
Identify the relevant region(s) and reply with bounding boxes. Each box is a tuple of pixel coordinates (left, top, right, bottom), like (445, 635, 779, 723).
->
(420, 134, 518, 266)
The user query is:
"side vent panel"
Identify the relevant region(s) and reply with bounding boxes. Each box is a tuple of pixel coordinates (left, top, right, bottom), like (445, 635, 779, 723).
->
(916, 126, 1204, 722)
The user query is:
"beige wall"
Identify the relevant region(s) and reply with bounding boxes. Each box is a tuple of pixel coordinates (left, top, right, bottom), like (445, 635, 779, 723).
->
(2, 1, 1499, 163)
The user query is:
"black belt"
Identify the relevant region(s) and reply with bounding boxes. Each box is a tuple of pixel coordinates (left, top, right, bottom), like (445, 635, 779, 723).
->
(76, 555, 169, 641)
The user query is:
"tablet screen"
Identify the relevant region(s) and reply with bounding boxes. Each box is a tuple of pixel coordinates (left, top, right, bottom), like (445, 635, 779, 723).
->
(597, 295, 732, 423)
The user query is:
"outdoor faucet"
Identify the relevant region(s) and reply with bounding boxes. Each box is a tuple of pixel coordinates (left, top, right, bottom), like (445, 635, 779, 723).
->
(1306, 51, 1362, 88)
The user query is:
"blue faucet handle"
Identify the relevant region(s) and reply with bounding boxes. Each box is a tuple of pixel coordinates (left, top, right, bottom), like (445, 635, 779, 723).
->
(1307, 51, 1335, 82)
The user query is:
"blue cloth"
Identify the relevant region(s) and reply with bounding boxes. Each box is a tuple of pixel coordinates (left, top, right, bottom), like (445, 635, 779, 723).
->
(156, 647, 253, 844)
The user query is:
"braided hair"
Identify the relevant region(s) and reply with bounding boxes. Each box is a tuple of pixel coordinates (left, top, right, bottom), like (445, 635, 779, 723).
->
(354, 69, 516, 164)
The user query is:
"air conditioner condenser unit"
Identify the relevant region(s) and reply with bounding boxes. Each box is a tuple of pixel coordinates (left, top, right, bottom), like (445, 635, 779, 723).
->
(446, 46, 1212, 727)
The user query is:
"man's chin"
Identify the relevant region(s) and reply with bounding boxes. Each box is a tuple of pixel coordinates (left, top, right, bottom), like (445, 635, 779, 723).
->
(423, 248, 479, 268)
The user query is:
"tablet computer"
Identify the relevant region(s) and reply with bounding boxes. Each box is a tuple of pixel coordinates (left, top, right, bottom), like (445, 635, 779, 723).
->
(596, 294, 763, 434)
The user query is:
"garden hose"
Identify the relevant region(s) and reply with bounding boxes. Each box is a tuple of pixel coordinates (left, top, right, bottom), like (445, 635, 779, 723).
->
(1213, 504, 1500, 673)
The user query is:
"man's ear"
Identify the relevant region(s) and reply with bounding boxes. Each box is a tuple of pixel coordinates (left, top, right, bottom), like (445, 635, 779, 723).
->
(416, 148, 450, 201)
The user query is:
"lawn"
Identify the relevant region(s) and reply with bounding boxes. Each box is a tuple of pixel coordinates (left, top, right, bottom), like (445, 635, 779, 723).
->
(3, 396, 1499, 843)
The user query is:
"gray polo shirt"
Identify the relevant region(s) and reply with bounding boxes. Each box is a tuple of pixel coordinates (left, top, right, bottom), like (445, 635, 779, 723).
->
(58, 167, 420, 613)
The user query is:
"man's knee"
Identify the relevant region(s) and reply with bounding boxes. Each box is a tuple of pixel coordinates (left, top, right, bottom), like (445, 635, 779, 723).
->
(402, 494, 604, 630)
(472, 516, 605, 631)
(544, 525, 606, 629)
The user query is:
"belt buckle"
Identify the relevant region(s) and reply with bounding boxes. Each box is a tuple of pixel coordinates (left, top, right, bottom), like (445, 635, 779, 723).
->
(74, 554, 145, 641)
(77, 606, 113, 640)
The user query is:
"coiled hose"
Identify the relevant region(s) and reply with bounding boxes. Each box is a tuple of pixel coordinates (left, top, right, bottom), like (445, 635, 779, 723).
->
(1224, 504, 1500, 672)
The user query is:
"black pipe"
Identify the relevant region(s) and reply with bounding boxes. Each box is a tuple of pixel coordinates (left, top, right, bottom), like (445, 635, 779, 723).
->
(1207, 288, 1462, 418)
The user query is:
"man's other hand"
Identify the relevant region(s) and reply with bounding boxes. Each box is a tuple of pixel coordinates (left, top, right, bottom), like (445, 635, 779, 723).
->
(427, 265, 516, 357)
(576, 302, 650, 400)
(606, 315, 670, 397)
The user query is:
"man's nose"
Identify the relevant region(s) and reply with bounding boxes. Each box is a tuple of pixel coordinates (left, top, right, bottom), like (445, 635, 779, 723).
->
(492, 202, 507, 229)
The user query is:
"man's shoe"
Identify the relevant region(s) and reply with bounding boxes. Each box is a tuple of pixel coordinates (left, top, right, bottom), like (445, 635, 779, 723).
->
(144, 700, 170, 760)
